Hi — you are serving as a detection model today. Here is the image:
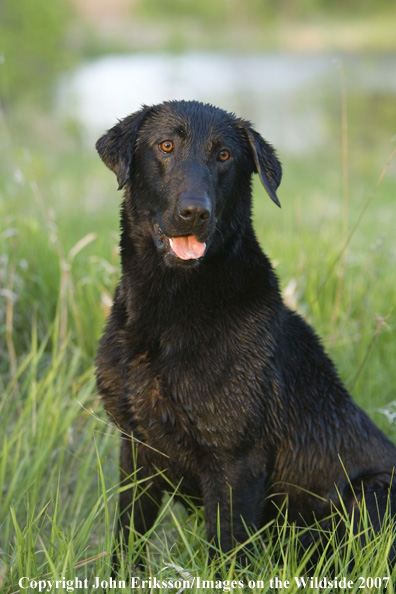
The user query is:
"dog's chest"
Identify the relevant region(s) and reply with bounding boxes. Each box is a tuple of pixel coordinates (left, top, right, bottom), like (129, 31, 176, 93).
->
(125, 337, 258, 457)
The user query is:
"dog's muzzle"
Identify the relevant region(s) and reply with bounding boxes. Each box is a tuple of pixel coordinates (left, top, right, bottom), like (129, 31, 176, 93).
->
(153, 224, 207, 261)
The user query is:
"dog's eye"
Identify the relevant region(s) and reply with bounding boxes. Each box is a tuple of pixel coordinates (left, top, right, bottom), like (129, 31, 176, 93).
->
(159, 140, 174, 153)
(219, 149, 231, 162)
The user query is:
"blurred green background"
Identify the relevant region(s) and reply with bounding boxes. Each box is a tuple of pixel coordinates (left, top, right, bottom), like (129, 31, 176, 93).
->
(1, 0, 396, 587)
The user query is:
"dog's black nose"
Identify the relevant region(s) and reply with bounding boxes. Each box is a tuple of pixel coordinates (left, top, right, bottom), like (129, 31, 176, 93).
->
(178, 194, 211, 224)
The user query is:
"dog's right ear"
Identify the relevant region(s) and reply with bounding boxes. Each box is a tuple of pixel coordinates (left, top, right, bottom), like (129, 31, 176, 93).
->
(96, 106, 150, 190)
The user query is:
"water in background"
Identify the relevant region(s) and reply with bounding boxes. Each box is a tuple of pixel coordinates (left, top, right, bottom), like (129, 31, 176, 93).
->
(57, 52, 396, 153)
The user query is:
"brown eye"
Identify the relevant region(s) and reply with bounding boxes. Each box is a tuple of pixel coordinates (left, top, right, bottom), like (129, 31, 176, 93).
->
(219, 149, 230, 162)
(159, 140, 174, 153)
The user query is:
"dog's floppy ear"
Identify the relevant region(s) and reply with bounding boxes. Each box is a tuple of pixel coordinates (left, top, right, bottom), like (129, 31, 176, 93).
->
(243, 126, 282, 208)
(96, 106, 151, 190)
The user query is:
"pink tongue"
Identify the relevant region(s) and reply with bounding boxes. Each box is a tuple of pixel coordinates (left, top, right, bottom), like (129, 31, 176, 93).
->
(169, 236, 206, 260)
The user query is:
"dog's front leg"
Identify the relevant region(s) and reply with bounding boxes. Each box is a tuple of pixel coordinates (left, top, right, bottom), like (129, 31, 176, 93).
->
(201, 466, 266, 563)
(112, 438, 163, 572)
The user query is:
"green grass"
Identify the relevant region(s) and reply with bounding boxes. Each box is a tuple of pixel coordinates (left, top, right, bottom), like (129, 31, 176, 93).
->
(1, 104, 396, 592)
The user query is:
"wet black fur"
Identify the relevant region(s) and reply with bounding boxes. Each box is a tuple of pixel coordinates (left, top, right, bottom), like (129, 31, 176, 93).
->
(96, 100, 396, 565)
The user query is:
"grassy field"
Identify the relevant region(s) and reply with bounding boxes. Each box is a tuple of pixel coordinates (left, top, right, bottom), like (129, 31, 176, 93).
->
(1, 101, 396, 592)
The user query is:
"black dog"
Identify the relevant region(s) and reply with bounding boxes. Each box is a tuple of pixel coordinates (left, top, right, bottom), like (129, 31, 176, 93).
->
(96, 100, 396, 564)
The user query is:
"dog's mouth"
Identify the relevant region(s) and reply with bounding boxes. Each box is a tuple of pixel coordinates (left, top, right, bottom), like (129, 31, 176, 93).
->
(154, 224, 207, 261)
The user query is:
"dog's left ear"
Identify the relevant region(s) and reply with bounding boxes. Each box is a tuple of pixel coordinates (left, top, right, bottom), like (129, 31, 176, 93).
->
(243, 126, 282, 208)
(96, 106, 151, 190)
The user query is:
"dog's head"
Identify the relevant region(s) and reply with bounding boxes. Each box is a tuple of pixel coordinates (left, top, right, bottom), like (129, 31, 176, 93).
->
(97, 100, 282, 268)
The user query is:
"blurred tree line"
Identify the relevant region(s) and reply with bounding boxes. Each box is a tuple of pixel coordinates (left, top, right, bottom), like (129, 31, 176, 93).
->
(0, 0, 74, 108)
(138, 0, 394, 21)
(0, 0, 394, 109)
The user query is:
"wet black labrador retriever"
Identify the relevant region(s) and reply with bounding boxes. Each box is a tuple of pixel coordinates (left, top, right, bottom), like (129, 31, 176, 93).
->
(96, 100, 396, 563)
